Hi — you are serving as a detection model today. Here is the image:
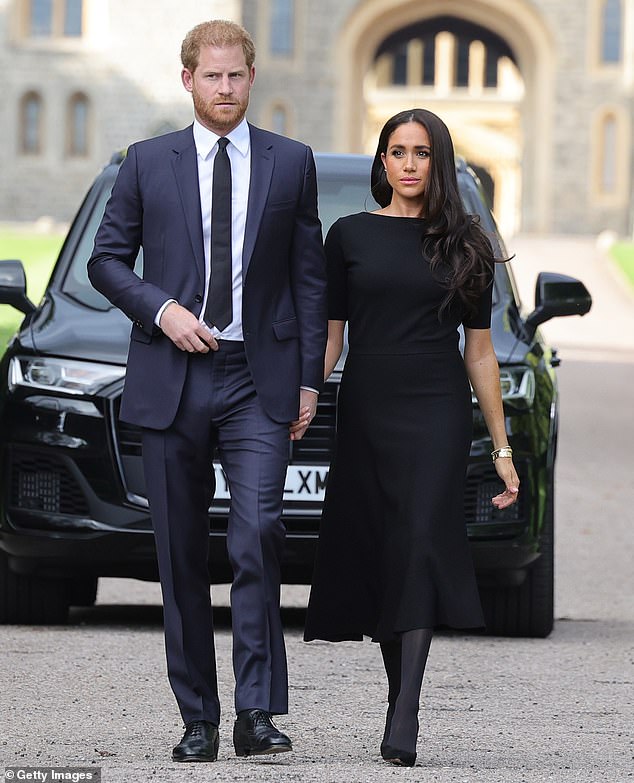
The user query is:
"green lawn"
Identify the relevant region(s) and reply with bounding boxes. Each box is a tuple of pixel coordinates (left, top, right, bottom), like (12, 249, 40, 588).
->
(610, 241, 634, 289)
(0, 229, 65, 348)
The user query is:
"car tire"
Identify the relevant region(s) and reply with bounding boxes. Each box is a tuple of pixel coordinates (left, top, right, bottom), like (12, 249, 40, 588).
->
(70, 577, 98, 607)
(0, 551, 70, 624)
(480, 480, 554, 638)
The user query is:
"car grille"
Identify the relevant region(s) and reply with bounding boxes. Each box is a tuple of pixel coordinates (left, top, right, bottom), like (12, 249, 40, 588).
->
(290, 382, 337, 461)
(9, 450, 90, 515)
(113, 387, 524, 532)
(114, 380, 339, 465)
(117, 420, 142, 457)
(464, 463, 525, 524)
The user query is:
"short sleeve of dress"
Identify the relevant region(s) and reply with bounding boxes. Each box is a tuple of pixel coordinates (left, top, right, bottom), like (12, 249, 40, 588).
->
(462, 264, 494, 329)
(325, 219, 348, 321)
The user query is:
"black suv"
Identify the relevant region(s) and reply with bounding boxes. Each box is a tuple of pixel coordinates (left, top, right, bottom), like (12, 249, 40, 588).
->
(0, 153, 591, 636)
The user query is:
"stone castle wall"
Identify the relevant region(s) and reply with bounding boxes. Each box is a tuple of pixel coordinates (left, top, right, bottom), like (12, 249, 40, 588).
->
(0, 0, 631, 235)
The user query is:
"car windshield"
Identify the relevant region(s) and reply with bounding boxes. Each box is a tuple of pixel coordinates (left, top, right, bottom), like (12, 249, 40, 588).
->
(318, 175, 379, 232)
(59, 173, 141, 310)
(59, 157, 501, 310)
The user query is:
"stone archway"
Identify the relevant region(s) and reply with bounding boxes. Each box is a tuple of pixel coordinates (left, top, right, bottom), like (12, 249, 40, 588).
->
(334, 0, 556, 233)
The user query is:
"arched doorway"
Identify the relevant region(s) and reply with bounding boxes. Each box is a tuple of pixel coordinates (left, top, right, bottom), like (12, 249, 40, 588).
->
(334, 0, 556, 234)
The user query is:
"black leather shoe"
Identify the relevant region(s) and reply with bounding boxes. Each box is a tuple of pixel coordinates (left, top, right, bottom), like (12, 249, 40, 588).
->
(172, 720, 219, 762)
(381, 744, 416, 767)
(233, 709, 292, 756)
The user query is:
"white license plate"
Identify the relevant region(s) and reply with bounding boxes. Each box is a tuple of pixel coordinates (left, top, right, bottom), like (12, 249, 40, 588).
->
(213, 463, 329, 501)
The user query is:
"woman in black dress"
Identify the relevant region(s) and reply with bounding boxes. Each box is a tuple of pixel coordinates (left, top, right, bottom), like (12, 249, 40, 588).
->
(303, 109, 520, 766)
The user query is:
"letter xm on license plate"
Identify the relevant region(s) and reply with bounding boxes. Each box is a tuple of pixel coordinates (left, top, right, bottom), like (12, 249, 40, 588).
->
(213, 464, 328, 501)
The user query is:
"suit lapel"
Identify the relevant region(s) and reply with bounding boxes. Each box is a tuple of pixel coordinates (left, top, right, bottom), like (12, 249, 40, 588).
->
(171, 128, 205, 285)
(243, 125, 274, 278)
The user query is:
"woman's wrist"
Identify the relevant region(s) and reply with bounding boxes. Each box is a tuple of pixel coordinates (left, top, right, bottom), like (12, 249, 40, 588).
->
(491, 445, 513, 462)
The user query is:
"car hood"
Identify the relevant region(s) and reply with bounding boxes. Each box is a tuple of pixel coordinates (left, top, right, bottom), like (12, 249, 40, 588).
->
(488, 305, 535, 366)
(25, 292, 131, 365)
(22, 292, 534, 371)
(452, 299, 534, 367)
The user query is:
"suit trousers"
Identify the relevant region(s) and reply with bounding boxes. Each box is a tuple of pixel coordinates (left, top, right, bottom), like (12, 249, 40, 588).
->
(141, 341, 290, 725)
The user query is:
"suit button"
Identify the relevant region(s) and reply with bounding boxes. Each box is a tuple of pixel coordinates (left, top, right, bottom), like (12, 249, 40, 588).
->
(194, 294, 203, 303)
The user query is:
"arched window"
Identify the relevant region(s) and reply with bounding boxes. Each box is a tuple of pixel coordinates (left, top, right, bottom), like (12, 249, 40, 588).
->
(392, 43, 408, 85)
(601, 0, 622, 63)
(456, 38, 470, 87)
(270, 0, 294, 56)
(20, 92, 43, 155)
(271, 105, 288, 135)
(485, 49, 499, 87)
(374, 18, 515, 90)
(68, 93, 89, 156)
(422, 37, 435, 86)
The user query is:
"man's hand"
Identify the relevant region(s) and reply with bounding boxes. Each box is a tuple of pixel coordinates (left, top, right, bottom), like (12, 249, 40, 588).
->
(289, 389, 318, 441)
(159, 302, 218, 352)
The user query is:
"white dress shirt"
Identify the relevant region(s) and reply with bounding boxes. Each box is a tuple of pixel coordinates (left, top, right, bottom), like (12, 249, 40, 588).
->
(155, 117, 251, 341)
(155, 118, 318, 397)
(194, 117, 250, 341)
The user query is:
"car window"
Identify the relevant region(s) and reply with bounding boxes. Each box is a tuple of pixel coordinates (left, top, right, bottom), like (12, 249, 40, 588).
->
(318, 163, 500, 307)
(58, 158, 504, 311)
(59, 174, 142, 311)
(60, 165, 372, 311)
(317, 176, 379, 235)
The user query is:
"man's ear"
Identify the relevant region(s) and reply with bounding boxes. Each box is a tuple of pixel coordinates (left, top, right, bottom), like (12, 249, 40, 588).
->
(181, 68, 194, 93)
(249, 65, 256, 87)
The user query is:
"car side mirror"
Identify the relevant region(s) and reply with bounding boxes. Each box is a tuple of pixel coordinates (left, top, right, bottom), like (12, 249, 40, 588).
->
(524, 272, 592, 342)
(0, 260, 36, 315)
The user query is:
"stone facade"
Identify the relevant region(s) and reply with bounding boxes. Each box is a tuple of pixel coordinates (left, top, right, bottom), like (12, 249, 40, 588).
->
(1, 0, 632, 236)
(0, 0, 237, 222)
(246, 0, 634, 236)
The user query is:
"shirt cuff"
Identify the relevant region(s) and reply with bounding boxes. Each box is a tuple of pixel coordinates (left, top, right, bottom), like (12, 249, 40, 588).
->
(300, 386, 319, 395)
(155, 299, 177, 328)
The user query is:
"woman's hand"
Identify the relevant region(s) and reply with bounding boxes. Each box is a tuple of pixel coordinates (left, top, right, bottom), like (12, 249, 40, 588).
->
(491, 457, 520, 509)
(289, 389, 318, 441)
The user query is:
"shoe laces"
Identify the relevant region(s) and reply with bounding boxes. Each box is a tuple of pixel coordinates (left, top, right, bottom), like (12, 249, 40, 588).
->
(251, 710, 274, 729)
(186, 720, 206, 737)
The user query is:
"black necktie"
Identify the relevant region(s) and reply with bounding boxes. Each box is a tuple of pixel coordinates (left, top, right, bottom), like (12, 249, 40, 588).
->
(204, 137, 232, 331)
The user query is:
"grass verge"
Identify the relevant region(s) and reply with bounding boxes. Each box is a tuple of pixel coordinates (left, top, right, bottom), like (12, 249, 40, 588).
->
(0, 228, 65, 350)
(609, 242, 634, 289)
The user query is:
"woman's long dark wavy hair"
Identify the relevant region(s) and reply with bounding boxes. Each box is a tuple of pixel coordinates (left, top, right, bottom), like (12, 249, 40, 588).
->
(371, 108, 496, 319)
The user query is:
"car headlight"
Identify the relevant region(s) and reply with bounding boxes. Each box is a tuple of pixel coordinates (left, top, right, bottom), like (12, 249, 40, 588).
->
(8, 356, 125, 396)
(471, 366, 535, 410)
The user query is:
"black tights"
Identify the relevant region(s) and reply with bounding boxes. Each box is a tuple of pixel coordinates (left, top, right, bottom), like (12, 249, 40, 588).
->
(380, 628, 433, 754)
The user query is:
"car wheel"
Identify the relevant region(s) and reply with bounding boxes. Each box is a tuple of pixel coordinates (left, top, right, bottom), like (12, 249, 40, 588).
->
(0, 551, 70, 624)
(480, 480, 554, 638)
(70, 577, 99, 607)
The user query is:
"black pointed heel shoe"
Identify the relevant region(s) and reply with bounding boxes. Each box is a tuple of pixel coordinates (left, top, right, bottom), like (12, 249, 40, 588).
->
(380, 703, 395, 758)
(381, 744, 416, 767)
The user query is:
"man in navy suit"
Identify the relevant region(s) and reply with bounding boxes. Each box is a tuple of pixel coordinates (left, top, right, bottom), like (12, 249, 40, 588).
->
(88, 19, 327, 762)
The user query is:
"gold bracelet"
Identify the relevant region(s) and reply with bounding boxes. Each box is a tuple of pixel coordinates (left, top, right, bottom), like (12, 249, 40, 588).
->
(491, 446, 513, 461)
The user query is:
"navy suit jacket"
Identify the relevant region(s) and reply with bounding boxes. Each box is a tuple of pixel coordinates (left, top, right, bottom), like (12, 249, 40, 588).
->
(88, 123, 327, 429)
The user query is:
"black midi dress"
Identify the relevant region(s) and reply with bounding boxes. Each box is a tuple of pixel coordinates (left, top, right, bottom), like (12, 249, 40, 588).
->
(304, 212, 490, 642)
